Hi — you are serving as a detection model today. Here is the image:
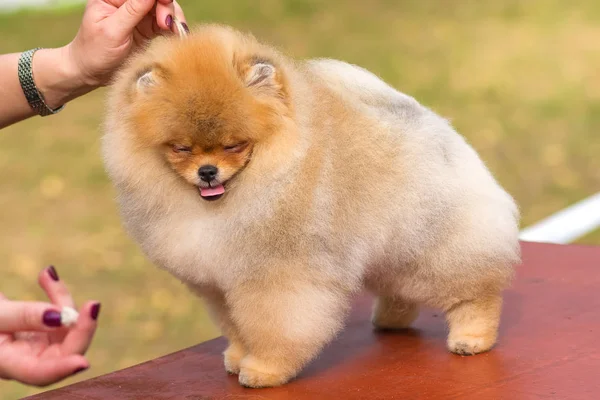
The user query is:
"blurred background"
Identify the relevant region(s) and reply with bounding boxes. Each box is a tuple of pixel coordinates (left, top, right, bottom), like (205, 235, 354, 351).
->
(1, 0, 599, 398)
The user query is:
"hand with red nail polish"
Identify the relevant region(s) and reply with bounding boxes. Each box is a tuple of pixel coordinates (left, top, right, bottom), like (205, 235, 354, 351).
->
(63, 0, 187, 91)
(0, 267, 99, 387)
(0, 0, 189, 129)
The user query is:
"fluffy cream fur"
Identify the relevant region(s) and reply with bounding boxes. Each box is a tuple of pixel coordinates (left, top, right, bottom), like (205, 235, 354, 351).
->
(102, 24, 520, 388)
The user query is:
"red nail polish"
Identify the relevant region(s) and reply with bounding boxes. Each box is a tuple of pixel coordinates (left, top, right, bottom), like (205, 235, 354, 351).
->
(91, 303, 101, 320)
(47, 265, 59, 281)
(43, 310, 62, 327)
(166, 15, 173, 29)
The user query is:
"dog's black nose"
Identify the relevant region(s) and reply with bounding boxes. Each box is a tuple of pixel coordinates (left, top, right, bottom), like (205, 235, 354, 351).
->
(198, 165, 218, 182)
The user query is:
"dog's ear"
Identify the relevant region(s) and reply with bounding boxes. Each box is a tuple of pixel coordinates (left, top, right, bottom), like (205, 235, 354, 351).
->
(245, 60, 276, 88)
(239, 56, 288, 101)
(133, 64, 168, 93)
(136, 70, 156, 92)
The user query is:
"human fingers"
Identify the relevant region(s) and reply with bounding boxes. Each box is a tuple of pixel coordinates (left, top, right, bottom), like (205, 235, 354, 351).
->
(38, 266, 75, 308)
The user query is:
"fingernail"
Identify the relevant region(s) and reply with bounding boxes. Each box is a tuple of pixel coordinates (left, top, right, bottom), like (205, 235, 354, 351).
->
(182, 23, 190, 34)
(90, 303, 101, 321)
(42, 310, 62, 327)
(73, 366, 88, 375)
(166, 15, 173, 29)
(47, 265, 59, 281)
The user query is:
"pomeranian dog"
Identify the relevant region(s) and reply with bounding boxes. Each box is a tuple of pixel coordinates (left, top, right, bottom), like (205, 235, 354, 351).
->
(102, 24, 520, 388)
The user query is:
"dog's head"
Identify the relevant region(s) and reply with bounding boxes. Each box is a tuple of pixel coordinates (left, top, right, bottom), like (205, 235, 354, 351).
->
(114, 25, 293, 201)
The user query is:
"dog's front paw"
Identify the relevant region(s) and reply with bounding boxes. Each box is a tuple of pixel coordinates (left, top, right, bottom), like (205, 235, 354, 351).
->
(238, 356, 292, 388)
(447, 334, 496, 355)
(223, 343, 245, 375)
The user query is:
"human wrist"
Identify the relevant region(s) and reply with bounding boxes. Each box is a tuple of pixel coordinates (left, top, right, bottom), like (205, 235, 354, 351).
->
(31, 46, 97, 109)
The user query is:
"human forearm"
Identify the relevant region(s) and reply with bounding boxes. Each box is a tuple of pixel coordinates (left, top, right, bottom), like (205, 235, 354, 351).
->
(0, 46, 94, 129)
(0, 0, 186, 130)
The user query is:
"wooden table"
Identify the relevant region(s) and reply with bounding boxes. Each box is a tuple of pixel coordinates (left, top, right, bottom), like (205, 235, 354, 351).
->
(27, 242, 600, 399)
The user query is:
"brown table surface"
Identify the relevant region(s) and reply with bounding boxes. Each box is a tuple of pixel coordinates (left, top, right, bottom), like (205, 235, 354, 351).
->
(27, 242, 600, 400)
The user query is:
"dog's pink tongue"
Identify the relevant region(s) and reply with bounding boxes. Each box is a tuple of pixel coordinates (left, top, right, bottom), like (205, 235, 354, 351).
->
(200, 184, 225, 198)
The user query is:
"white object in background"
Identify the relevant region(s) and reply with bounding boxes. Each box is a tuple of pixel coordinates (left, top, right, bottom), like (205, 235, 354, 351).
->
(519, 192, 600, 244)
(0, 0, 84, 12)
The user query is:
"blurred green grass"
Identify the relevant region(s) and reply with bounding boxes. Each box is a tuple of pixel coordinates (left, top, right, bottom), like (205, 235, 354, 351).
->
(1, 0, 599, 398)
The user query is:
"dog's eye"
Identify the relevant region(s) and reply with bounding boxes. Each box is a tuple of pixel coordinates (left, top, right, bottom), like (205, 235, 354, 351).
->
(172, 145, 192, 153)
(223, 142, 248, 153)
